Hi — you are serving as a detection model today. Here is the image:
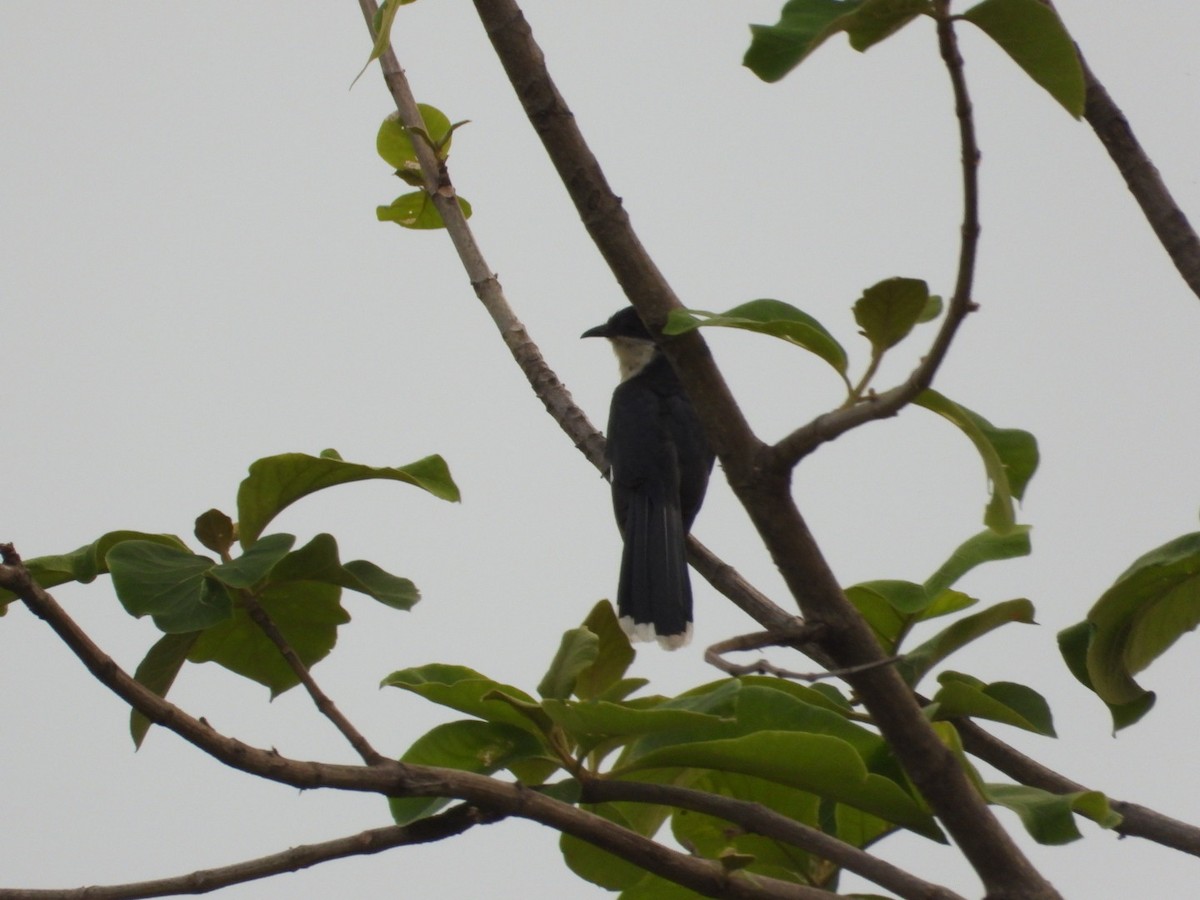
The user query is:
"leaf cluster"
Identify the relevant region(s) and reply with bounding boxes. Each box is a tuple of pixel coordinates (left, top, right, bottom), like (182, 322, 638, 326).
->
(386, 580, 1121, 895)
(1, 449, 460, 746)
(745, 0, 1083, 118)
(375, 103, 473, 229)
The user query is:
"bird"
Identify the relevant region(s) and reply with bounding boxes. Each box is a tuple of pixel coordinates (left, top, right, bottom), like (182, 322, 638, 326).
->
(582, 307, 715, 649)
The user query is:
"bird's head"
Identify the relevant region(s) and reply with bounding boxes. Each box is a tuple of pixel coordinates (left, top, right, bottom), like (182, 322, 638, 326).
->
(582, 307, 659, 381)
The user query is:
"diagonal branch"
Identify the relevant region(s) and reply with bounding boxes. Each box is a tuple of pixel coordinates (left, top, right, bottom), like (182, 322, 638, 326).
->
(468, 2, 1058, 896)
(469, 0, 763, 471)
(585, 779, 966, 900)
(0, 807, 497, 900)
(1070, 44, 1200, 299)
(357, 0, 787, 639)
(1025, 1, 1200, 298)
(956, 719, 1200, 857)
(239, 591, 386, 765)
(356, 0, 606, 474)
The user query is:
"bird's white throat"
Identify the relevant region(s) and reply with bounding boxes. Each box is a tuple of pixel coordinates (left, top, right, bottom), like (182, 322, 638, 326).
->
(610, 336, 657, 382)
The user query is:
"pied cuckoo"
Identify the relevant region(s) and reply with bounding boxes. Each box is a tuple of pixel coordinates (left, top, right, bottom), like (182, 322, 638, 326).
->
(582, 307, 715, 649)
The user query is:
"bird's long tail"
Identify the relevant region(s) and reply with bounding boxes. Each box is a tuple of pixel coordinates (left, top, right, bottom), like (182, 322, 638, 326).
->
(617, 495, 692, 650)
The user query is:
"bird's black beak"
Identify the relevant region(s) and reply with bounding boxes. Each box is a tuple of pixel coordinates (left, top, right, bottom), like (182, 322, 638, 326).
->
(581, 323, 611, 340)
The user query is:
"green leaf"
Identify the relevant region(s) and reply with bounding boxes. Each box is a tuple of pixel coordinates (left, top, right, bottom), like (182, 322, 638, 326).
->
(899, 598, 1035, 687)
(664, 300, 848, 376)
(914, 391, 1039, 532)
(389, 720, 550, 825)
(598, 677, 650, 703)
(984, 783, 1121, 845)
(382, 663, 545, 735)
(376, 104, 454, 177)
(671, 772, 821, 884)
(918, 588, 978, 622)
(376, 191, 473, 230)
(106, 541, 232, 633)
(208, 533, 296, 589)
(853, 277, 932, 352)
(626, 732, 942, 840)
(1076, 532, 1200, 711)
(352, 0, 420, 88)
(845, 580, 976, 652)
(853, 579, 930, 615)
(930, 671, 1055, 736)
(835, 804, 897, 852)
(561, 803, 660, 891)
(573, 600, 636, 701)
(194, 509, 235, 556)
(619, 680, 745, 759)
(744, 0, 932, 83)
(1056, 621, 1155, 731)
(272, 533, 419, 611)
(924, 527, 1032, 598)
(962, 0, 1084, 117)
(482, 688, 557, 735)
(341, 560, 420, 610)
(731, 684, 908, 788)
(562, 769, 692, 890)
(845, 583, 908, 651)
(541, 698, 731, 742)
(736, 676, 854, 718)
(917, 293, 944, 323)
(236, 450, 459, 547)
(745, 0, 862, 82)
(188, 581, 349, 697)
(129, 631, 200, 748)
(538, 627, 601, 700)
(0, 531, 189, 608)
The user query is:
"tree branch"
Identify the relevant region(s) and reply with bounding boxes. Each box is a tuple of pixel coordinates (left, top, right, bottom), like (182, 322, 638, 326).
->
(703, 625, 900, 683)
(1071, 42, 1200, 299)
(361, 0, 1200, 889)
(0, 546, 839, 900)
(468, 2, 1058, 896)
(357, 0, 801, 646)
(1012, 0, 1200, 297)
(0, 807, 497, 900)
(469, 0, 765, 471)
(956, 719, 1200, 856)
(355, 0, 607, 473)
(239, 591, 386, 765)
(773, 7, 982, 466)
(585, 780, 966, 900)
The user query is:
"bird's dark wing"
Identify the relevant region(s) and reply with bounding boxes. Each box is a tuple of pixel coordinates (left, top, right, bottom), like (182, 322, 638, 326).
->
(663, 384, 714, 531)
(606, 361, 695, 647)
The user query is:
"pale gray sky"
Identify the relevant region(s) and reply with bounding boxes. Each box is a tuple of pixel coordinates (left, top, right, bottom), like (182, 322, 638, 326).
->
(3, 2, 1199, 897)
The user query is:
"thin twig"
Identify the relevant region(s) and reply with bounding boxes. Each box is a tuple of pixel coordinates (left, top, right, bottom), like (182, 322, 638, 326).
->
(239, 592, 386, 765)
(585, 779, 967, 900)
(772, 8, 982, 466)
(0, 807, 497, 900)
(705, 626, 897, 682)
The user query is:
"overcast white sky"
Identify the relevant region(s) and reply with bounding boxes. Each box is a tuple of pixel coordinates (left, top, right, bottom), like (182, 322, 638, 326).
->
(3, 2, 1199, 898)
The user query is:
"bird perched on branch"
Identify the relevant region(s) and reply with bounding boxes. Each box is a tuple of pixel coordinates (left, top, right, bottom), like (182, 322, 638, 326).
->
(582, 307, 715, 649)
